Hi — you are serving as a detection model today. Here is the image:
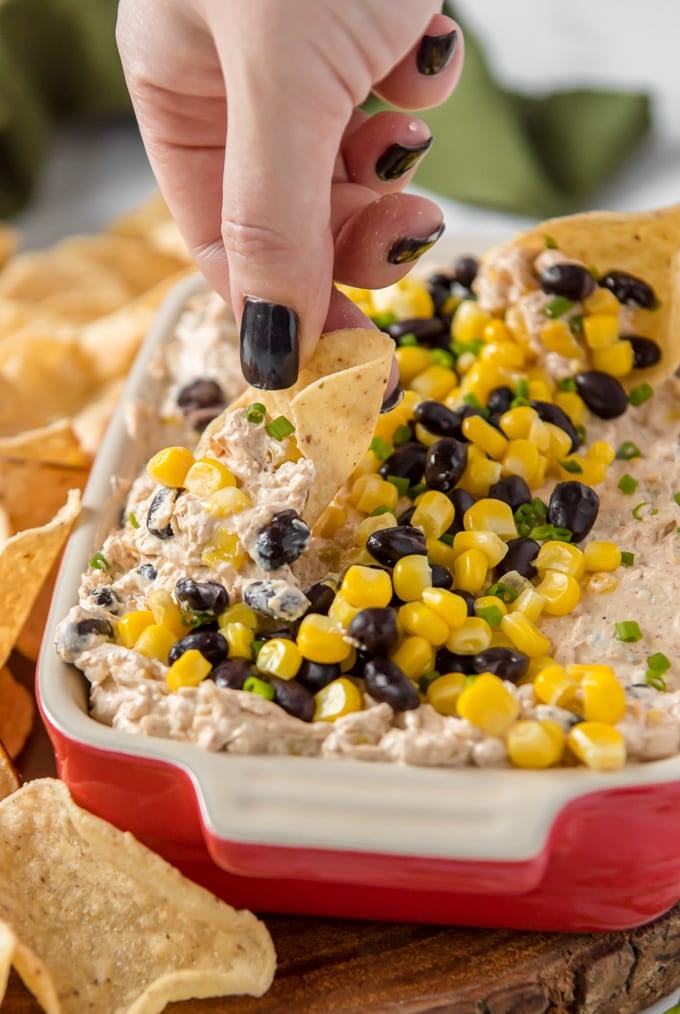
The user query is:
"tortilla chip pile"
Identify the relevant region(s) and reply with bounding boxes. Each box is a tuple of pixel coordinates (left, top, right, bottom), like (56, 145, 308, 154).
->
(0, 777, 275, 1012)
(0, 196, 192, 758)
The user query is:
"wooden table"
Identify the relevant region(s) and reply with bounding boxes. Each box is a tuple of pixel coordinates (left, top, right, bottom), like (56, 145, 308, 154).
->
(6, 655, 680, 1014)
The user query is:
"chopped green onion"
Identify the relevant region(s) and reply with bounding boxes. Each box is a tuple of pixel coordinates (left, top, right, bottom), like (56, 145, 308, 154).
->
(245, 401, 266, 424)
(510, 396, 530, 410)
(673, 492, 680, 506)
(568, 315, 584, 336)
(529, 524, 573, 542)
(369, 436, 392, 461)
(514, 498, 548, 537)
(544, 235, 558, 249)
(128, 512, 140, 529)
(430, 348, 455, 369)
(418, 671, 441, 694)
(452, 338, 484, 357)
(632, 501, 651, 520)
(544, 296, 574, 319)
(409, 481, 428, 498)
(369, 505, 395, 517)
(266, 415, 295, 440)
(251, 639, 265, 661)
(485, 581, 519, 604)
(464, 674, 478, 689)
(398, 333, 419, 347)
(515, 378, 530, 400)
(392, 425, 412, 446)
(463, 392, 483, 410)
(386, 475, 410, 498)
(560, 459, 583, 474)
(438, 533, 454, 546)
(476, 605, 503, 627)
(557, 377, 577, 393)
(618, 474, 639, 495)
(647, 652, 671, 674)
(620, 551, 635, 567)
(243, 676, 275, 700)
(370, 311, 396, 330)
(615, 441, 642, 460)
(615, 620, 643, 643)
(646, 672, 667, 692)
(89, 552, 110, 572)
(575, 425, 587, 444)
(628, 383, 653, 407)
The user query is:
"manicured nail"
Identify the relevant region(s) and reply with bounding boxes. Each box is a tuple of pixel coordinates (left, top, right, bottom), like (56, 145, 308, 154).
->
(388, 222, 445, 265)
(240, 298, 299, 390)
(375, 137, 433, 182)
(417, 29, 458, 76)
(380, 384, 404, 414)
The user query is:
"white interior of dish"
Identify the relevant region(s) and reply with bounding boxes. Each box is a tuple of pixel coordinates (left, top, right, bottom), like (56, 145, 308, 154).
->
(38, 238, 680, 864)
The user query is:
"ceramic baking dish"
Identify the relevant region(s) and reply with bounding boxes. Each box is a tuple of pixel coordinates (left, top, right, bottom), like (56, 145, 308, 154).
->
(38, 239, 680, 933)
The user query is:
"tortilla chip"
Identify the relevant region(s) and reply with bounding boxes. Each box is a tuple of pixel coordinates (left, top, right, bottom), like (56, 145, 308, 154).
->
(0, 507, 9, 545)
(511, 203, 680, 382)
(0, 419, 89, 467)
(0, 458, 88, 534)
(0, 490, 80, 672)
(0, 668, 33, 760)
(15, 558, 60, 662)
(200, 328, 394, 525)
(0, 744, 19, 801)
(0, 780, 276, 1012)
(107, 193, 192, 263)
(0, 226, 17, 269)
(71, 379, 124, 458)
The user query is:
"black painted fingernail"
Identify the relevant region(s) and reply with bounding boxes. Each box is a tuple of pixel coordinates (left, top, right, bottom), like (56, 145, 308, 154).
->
(240, 298, 299, 389)
(380, 385, 404, 414)
(376, 137, 433, 181)
(417, 29, 458, 76)
(388, 222, 445, 265)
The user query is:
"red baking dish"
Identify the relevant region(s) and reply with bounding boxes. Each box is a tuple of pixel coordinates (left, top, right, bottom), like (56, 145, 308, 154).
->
(37, 247, 680, 934)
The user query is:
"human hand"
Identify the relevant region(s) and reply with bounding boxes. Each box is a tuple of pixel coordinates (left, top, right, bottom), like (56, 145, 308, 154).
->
(117, 0, 463, 391)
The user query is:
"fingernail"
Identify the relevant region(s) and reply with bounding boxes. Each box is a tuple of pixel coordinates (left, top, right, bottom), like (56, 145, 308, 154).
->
(380, 384, 404, 414)
(388, 222, 445, 265)
(417, 29, 458, 76)
(240, 298, 299, 390)
(375, 137, 433, 182)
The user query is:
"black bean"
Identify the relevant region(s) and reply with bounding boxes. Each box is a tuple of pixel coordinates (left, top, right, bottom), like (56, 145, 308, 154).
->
(242, 580, 310, 621)
(363, 658, 420, 711)
(539, 263, 595, 301)
(486, 385, 514, 416)
(269, 678, 315, 722)
(488, 475, 532, 512)
(495, 537, 540, 580)
(425, 438, 468, 493)
(88, 587, 119, 609)
(436, 647, 476, 675)
(347, 607, 399, 656)
(430, 564, 453, 590)
(574, 370, 628, 419)
(146, 486, 178, 539)
(454, 255, 479, 289)
(177, 377, 225, 411)
(302, 582, 336, 616)
(628, 335, 662, 369)
(57, 617, 113, 662)
(427, 273, 454, 314)
(387, 317, 448, 346)
(397, 506, 416, 526)
(175, 577, 229, 616)
(77, 617, 113, 639)
(413, 400, 463, 439)
(446, 488, 475, 534)
(210, 658, 251, 690)
(297, 660, 341, 693)
(458, 590, 477, 616)
(252, 509, 311, 570)
(378, 443, 427, 485)
(548, 481, 599, 543)
(138, 563, 157, 580)
(366, 526, 427, 566)
(473, 647, 529, 683)
(168, 630, 228, 667)
(599, 270, 657, 309)
(530, 400, 581, 452)
(427, 270, 454, 288)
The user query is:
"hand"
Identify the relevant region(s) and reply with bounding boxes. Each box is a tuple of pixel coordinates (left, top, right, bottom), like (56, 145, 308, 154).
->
(117, 0, 463, 390)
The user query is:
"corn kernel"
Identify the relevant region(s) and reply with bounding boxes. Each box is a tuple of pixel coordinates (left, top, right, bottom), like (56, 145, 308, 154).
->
(146, 446, 195, 488)
(535, 541, 585, 580)
(457, 455, 502, 498)
(297, 614, 351, 664)
(583, 313, 619, 349)
(184, 458, 236, 497)
(134, 623, 177, 663)
(425, 537, 458, 572)
(201, 528, 248, 569)
(507, 719, 565, 769)
(118, 609, 155, 648)
(398, 602, 450, 647)
(373, 278, 434, 318)
(499, 406, 538, 440)
(583, 541, 621, 571)
(540, 320, 583, 358)
(533, 663, 579, 708)
(480, 340, 525, 368)
(459, 361, 506, 403)
(356, 513, 398, 546)
(474, 595, 508, 622)
(544, 422, 573, 460)
(483, 319, 513, 343)
(464, 498, 518, 539)
(413, 422, 440, 447)
(340, 565, 392, 609)
(535, 570, 581, 616)
(257, 637, 303, 680)
(457, 672, 520, 736)
(452, 531, 508, 568)
(421, 588, 468, 629)
(328, 593, 361, 629)
(572, 457, 608, 486)
(372, 390, 420, 443)
(586, 572, 619, 594)
(446, 616, 492, 655)
(453, 548, 488, 593)
(202, 486, 252, 518)
(588, 441, 616, 466)
(351, 474, 400, 514)
(572, 664, 627, 724)
(489, 630, 516, 650)
(393, 555, 432, 601)
(528, 379, 554, 401)
(462, 414, 509, 460)
(501, 439, 541, 486)
(222, 622, 254, 659)
(390, 636, 435, 679)
(411, 491, 455, 539)
(410, 365, 457, 401)
(427, 672, 467, 715)
(525, 654, 556, 680)
(583, 287, 620, 315)
(554, 390, 586, 426)
(500, 612, 551, 657)
(313, 677, 363, 722)
(452, 300, 491, 342)
(340, 646, 357, 673)
(166, 649, 212, 691)
(395, 346, 432, 385)
(219, 602, 258, 629)
(511, 586, 546, 623)
(147, 588, 188, 638)
(567, 722, 626, 771)
(592, 340, 634, 377)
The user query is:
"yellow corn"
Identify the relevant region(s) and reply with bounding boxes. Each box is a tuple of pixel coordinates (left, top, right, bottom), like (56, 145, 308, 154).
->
(501, 439, 541, 486)
(489, 630, 516, 650)
(356, 513, 398, 546)
(582, 313, 619, 349)
(427, 672, 467, 715)
(313, 677, 363, 722)
(166, 649, 212, 691)
(525, 654, 557, 680)
(544, 422, 573, 460)
(315, 503, 349, 539)
(421, 588, 468, 629)
(457, 672, 520, 736)
(480, 341, 526, 368)
(398, 602, 450, 647)
(410, 364, 457, 401)
(533, 663, 579, 708)
(588, 441, 616, 466)
(554, 390, 586, 426)
(498, 406, 538, 440)
(511, 586, 546, 623)
(373, 278, 434, 318)
(571, 664, 627, 724)
(393, 554, 432, 601)
(483, 319, 513, 344)
(540, 320, 583, 358)
(372, 390, 420, 444)
(461, 414, 508, 460)
(457, 453, 502, 498)
(340, 565, 392, 609)
(507, 719, 565, 769)
(446, 616, 492, 655)
(297, 614, 351, 664)
(201, 528, 248, 569)
(452, 531, 508, 568)
(219, 602, 258, 629)
(328, 593, 361, 629)
(425, 537, 458, 572)
(257, 637, 303, 680)
(528, 378, 554, 401)
(411, 491, 455, 539)
(202, 486, 252, 518)
(567, 722, 626, 771)
(500, 612, 551, 657)
(535, 541, 585, 580)
(340, 646, 357, 673)
(583, 287, 620, 315)
(413, 422, 440, 448)
(505, 304, 529, 344)
(453, 548, 488, 593)
(146, 446, 195, 488)
(351, 474, 400, 514)
(117, 609, 155, 649)
(535, 570, 581, 616)
(474, 595, 508, 623)
(184, 458, 237, 498)
(459, 361, 506, 403)
(147, 589, 188, 638)
(592, 340, 634, 378)
(222, 622, 254, 659)
(390, 635, 436, 680)
(527, 418, 550, 454)
(134, 623, 177, 664)
(583, 540, 622, 571)
(464, 498, 518, 539)
(395, 346, 432, 385)
(452, 300, 491, 342)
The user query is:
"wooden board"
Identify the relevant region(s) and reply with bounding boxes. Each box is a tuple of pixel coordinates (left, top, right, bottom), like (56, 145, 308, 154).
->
(5, 653, 680, 1014)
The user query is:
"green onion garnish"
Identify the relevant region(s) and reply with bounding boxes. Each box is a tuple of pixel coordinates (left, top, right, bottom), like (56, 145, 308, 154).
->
(485, 581, 519, 604)
(628, 383, 653, 407)
(430, 349, 455, 369)
(615, 441, 642, 460)
(646, 672, 667, 692)
(615, 620, 643, 643)
(409, 482, 428, 498)
(476, 605, 503, 627)
(369, 436, 392, 461)
(620, 551, 635, 567)
(510, 396, 530, 410)
(392, 425, 412, 446)
(568, 315, 584, 336)
(673, 492, 680, 506)
(418, 671, 441, 694)
(544, 235, 558, 249)
(452, 338, 484, 357)
(398, 333, 419, 347)
(243, 676, 275, 700)
(251, 639, 265, 661)
(246, 401, 266, 424)
(464, 674, 478, 689)
(89, 552, 110, 571)
(514, 498, 548, 537)
(463, 392, 484, 411)
(369, 505, 395, 517)
(438, 533, 454, 546)
(618, 474, 639, 495)
(575, 425, 587, 444)
(265, 415, 295, 440)
(560, 459, 583, 474)
(386, 475, 410, 498)
(515, 378, 530, 400)
(128, 512, 140, 529)
(557, 377, 577, 392)
(370, 311, 397, 330)
(544, 296, 574, 319)
(632, 501, 651, 520)
(530, 524, 573, 542)
(647, 652, 670, 674)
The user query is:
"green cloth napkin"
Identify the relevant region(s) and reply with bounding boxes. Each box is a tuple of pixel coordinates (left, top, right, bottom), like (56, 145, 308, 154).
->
(0, 0, 651, 221)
